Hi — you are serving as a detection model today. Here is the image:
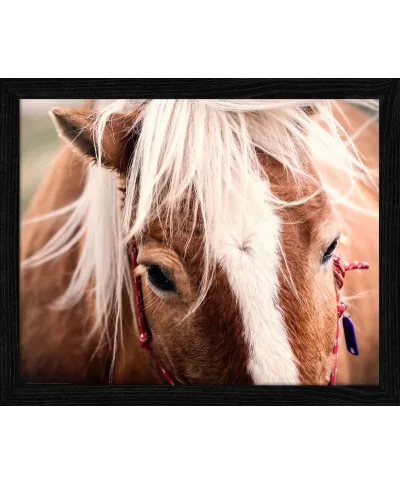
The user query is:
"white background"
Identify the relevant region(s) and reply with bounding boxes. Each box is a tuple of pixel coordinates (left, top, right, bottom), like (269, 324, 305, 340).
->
(0, 0, 398, 78)
(1, 406, 398, 484)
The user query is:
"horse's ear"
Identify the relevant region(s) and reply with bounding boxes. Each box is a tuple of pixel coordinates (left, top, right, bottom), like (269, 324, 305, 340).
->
(50, 107, 139, 174)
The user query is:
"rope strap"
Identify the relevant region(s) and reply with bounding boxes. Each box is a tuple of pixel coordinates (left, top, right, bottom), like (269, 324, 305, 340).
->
(330, 254, 369, 385)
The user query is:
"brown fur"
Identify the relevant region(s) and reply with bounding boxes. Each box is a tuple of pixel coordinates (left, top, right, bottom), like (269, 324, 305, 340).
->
(128, 226, 252, 384)
(264, 154, 340, 384)
(20, 101, 379, 385)
(20, 147, 111, 383)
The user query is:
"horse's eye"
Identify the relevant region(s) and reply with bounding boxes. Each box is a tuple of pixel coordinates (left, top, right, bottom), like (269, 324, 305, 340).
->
(147, 265, 176, 292)
(321, 238, 339, 264)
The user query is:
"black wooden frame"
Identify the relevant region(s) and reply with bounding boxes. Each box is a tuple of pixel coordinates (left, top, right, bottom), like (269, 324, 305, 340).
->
(1, 79, 399, 405)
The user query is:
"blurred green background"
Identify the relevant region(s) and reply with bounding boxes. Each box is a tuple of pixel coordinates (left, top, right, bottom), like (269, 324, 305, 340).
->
(20, 99, 83, 216)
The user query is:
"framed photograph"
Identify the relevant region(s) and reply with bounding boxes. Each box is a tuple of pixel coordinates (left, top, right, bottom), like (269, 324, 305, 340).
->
(1, 79, 399, 405)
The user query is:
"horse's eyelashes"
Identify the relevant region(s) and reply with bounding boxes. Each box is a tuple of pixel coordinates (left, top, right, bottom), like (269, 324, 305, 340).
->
(147, 265, 176, 293)
(321, 238, 339, 264)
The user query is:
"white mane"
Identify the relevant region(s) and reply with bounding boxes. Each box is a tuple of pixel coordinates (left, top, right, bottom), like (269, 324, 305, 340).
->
(22, 99, 379, 367)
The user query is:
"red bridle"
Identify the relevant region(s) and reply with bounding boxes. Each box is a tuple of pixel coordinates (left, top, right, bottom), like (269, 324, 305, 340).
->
(330, 254, 369, 385)
(131, 239, 177, 385)
(130, 239, 369, 386)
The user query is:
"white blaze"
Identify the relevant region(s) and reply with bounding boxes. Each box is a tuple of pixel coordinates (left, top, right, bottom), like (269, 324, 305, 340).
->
(211, 179, 299, 384)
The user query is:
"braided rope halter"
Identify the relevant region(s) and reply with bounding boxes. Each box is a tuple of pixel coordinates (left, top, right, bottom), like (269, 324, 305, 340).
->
(131, 237, 369, 386)
(330, 254, 370, 385)
(131, 239, 177, 385)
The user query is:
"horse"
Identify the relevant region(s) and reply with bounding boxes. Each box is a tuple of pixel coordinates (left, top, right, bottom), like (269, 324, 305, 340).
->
(20, 99, 379, 385)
